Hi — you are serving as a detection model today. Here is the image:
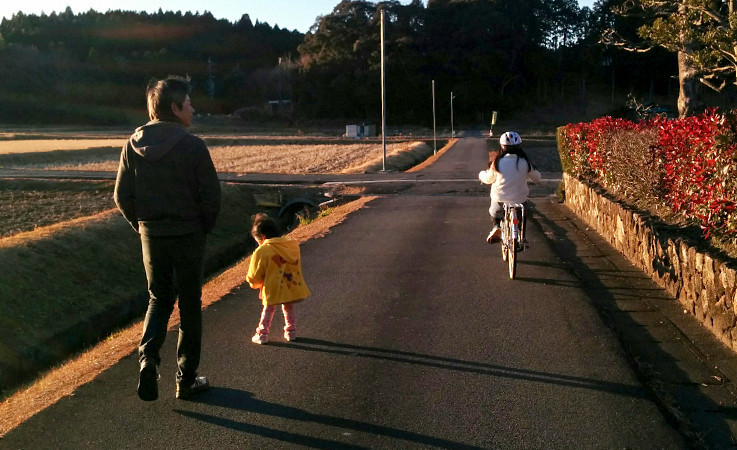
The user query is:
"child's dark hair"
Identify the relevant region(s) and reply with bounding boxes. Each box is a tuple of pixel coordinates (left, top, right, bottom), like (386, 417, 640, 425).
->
(251, 213, 282, 239)
(492, 144, 534, 172)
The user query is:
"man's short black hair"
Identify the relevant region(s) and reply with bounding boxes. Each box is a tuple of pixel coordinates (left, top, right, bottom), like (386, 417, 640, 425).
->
(146, 75, 192, 122)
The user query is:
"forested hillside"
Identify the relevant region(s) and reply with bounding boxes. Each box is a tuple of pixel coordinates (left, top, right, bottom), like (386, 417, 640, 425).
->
(0, 0, 682, 126)
(0, 8, 303, 124)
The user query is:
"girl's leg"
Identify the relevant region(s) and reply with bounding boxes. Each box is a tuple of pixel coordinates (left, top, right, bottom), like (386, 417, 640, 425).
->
(256, 305, 277, 336)
(488, 201, 503, 227)
(282, 303, 297, 340)
(487, 201, 503, 243)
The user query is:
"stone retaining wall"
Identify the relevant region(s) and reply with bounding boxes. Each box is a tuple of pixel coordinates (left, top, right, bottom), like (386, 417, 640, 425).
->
(564, 173, 737, 351)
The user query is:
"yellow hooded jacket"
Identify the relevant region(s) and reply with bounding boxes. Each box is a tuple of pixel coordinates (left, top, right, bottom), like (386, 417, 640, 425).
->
(246, 236, 310, 306)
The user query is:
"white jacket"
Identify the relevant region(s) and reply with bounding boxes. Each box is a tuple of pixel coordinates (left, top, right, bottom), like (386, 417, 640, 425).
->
(479, 154, 542, 203)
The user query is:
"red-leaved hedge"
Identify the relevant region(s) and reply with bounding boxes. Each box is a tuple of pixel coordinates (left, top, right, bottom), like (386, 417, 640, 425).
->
(558, 109, 737, 240)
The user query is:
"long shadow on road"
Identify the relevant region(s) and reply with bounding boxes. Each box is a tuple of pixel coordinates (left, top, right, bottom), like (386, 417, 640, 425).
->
(181, 386, 484, 449)
(269, 337, 650, 400)
(179, 330, 659, 448)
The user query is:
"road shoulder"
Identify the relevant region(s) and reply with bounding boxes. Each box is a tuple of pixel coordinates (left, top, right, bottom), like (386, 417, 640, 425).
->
(531, 197, 737, 448)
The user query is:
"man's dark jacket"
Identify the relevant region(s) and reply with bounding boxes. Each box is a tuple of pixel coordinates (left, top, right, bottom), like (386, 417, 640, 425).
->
(114, 121, 221, 236)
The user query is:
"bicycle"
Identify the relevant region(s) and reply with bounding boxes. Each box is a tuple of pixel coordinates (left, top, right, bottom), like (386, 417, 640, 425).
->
(500, 202, 526, 279)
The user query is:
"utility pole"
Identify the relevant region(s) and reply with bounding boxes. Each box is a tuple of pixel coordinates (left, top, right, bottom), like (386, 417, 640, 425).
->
(450, 91, 455, 138)
(278, 57, 282, 111)
(432, 80, 437, 154)
(380, 8, 387, 171)
(206, 56, 216, 99)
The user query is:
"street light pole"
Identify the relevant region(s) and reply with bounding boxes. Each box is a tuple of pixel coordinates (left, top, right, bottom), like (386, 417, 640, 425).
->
(380, 8, 387, 171)
(278, 57, 282, 110)
(450, 91, 455, 138)
(432, 80, 436, 154)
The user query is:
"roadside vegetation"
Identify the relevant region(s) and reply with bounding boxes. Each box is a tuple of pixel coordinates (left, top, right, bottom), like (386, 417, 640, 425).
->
(0, 179, 115, 237)
(558, 110, 737, 260)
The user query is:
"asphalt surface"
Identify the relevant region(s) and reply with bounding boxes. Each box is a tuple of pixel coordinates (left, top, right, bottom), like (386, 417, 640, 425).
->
(4, 134, 737, 448)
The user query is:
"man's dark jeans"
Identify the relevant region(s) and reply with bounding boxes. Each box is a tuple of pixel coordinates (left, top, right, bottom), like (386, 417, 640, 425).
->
(139, 231, 206, 384)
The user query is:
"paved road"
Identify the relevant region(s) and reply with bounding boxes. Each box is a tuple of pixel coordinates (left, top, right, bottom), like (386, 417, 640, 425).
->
(2, 136, 691, 448)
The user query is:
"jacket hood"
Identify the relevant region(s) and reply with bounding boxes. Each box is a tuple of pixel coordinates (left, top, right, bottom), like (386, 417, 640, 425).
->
(263, 236, 300, 263)
(129, 120, 188, 161)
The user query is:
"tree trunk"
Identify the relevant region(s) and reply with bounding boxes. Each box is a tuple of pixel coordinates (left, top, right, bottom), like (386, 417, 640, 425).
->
(677, 50, 702, 117)
(676, 3, 703, 118)
(731, 0, 737, 89)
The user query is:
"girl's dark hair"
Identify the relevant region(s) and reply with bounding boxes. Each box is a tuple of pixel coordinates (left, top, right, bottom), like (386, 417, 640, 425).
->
(251, 213, 282, 239)
(146, 75, 192, 122)
(492, 144, 534, 172)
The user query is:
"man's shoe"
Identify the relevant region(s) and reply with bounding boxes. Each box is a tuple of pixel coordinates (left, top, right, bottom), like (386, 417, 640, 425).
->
(486, 226, 501, 244)
(252, 333, 268, 344)
(176, 376, 210, 400)
(284, 331, 296, 342)
(137, 363, 159, 402)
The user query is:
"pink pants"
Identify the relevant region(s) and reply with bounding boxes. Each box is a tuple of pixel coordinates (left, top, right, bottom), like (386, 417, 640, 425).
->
(255, 303, 296, 336)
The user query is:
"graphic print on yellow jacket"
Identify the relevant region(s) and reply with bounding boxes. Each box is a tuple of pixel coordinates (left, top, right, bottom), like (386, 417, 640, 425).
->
(246, 236, 310, 306)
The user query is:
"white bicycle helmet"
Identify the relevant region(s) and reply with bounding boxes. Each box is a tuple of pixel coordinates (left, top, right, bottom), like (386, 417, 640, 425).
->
(499, 131, 522, 146)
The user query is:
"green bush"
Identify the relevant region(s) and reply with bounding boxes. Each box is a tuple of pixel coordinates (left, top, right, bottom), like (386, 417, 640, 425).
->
(556, 126, 573, 174)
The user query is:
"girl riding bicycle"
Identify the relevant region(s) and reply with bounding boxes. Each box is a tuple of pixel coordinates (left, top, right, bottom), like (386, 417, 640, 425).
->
(479, 131, 541, 243)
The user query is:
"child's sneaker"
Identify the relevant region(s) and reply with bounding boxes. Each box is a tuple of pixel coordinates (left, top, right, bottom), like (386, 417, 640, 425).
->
(486, 226, 501, 244)
(284, 331, 296, 342)
(251, 333, 268, 344)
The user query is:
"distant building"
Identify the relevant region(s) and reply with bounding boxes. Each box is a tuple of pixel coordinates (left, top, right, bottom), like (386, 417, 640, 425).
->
(265, 100, 292, 115)
(345, 124, 377, 138)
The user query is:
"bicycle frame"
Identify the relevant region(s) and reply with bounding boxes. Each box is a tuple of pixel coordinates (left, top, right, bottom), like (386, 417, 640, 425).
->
(501, 202, 525, 279)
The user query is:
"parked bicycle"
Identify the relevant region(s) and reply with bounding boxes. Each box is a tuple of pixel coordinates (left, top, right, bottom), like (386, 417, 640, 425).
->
(500, 202, 526, 279)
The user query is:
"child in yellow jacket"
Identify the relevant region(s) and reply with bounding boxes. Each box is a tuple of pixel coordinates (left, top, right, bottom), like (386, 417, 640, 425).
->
(246, 213, 310, 344)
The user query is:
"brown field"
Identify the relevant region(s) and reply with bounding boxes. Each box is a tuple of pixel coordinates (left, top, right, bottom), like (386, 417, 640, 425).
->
(0, 139, 126, 154)
(0, 139, 431, 174)
(0, 137, 437, 238)
(210, 141, 430, 174)
(0, 179, 116, 238)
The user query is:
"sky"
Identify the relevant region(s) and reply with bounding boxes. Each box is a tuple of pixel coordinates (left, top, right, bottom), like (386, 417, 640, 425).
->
(0, 0, 598, 34)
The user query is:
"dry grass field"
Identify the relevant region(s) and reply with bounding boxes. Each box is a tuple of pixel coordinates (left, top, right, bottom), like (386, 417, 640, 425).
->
(0, 179, 116, 238)
(0, 138, 433, 174)
(0, 139, 126, 154)
(0, 136, 436, 238)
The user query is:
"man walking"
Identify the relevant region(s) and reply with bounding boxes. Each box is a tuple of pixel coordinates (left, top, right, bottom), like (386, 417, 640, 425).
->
(114, 75, 221, 401)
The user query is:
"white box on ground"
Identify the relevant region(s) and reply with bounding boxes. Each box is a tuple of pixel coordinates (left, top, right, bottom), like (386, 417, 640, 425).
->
(346, 125, 360, 138)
